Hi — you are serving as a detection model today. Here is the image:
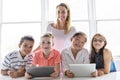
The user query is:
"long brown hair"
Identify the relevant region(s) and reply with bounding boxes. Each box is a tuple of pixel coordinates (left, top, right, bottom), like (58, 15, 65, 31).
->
(90, 33, 107, 63)
(56, 3, 71, 34)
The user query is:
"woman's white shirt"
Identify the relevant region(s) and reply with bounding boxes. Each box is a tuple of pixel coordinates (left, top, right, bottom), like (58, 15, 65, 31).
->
(47, 24, 76, 52)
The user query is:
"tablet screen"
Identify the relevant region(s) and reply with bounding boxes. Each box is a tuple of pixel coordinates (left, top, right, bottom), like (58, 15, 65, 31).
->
(26, 66, 54, 77)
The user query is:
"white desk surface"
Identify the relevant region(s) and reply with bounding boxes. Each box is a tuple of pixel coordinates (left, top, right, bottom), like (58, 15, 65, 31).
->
(0, 72, 120, 80)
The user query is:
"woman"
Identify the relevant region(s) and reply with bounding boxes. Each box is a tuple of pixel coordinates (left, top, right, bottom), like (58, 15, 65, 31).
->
(90, 33, 116, 77)
(34, 3, 76, 52)
(47, 3, 76, 52)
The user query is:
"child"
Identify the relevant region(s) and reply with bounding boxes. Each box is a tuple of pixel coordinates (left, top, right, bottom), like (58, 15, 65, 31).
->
(25, 33, 61, 79)
(0, 35, 34, 78)
(90, 33, 116, 77)
(61, 32, 89, 78)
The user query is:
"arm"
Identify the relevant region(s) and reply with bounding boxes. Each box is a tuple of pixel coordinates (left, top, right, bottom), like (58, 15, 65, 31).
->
(97, 49, 112, 76)
(31, 52, 39, 66)
(103, 49, 112, 74)
(1, 54, 11, 75)
(50, 63, 60, 78)
(1, 67, 25, 78)
(33, 46, 41, 52)
(50, 50, 61, 78)
(1, 69, 9, 75)
(7, 66, 25, 78)
(83, 49, 90, 63)
(61, 51, 69, 73)
(61, 50, 74, 78)
(47, 23, 53, 32)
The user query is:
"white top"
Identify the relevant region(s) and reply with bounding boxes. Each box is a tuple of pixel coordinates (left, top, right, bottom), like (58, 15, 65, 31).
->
(61, 47, 90, 72)
(47, 24, 76, 52)
(1, 50, 33, 70)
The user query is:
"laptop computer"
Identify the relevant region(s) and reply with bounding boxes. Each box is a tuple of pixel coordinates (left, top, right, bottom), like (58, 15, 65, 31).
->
(26, 66, 54, 78)
(69, 64, 96, 77)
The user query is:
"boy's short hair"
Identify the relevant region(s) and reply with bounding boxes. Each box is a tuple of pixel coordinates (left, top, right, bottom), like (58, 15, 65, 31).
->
(20, 35, 34, 45)
(72, 31, 87, 42)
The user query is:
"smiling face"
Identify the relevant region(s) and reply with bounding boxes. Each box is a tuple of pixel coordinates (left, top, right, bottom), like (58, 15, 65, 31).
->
(19, 40, 34, 57)
(40, 37, 53, 55)
(71, 35, 86, 51)
(92, 34, 106, 52)
(56, 6, 68, 22)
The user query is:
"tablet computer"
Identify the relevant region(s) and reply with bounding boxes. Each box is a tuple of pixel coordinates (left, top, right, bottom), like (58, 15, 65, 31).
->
(26, 66, 54, 77)
(69, 64, 96, 77)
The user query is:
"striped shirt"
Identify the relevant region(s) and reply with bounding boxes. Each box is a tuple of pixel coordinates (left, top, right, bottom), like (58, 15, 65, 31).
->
(1, 50, 33, 70)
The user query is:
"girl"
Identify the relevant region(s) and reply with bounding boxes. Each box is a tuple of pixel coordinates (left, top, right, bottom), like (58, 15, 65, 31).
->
(90, 33, 116, 77)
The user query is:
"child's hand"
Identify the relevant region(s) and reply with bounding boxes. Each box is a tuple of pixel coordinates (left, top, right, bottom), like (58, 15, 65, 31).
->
(65, 70, 74, 78)
(17, 66, 25, 72)
(25, 72, 32, 79)
(50, 72, 59, 78)
(91, 70, 98, 77)
(7, 70, 18, 78)
(98, 70, 104, 76)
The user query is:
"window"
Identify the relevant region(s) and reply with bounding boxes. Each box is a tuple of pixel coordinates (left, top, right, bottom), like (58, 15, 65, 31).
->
(0, 0, 41, 59)
(1, 24, 41, 59)
(3, 0, 41, 22)
(0, 0, 120, 59)
(96, 0, 120, 56)
(48, 0, 88, 20)
(96, 0, 120, 19)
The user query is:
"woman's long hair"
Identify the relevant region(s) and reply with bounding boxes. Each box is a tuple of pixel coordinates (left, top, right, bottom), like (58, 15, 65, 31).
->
(56, 3, 71, 34)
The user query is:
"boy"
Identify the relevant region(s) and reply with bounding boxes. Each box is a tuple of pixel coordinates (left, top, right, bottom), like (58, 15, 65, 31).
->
(0, 35, 34, 78)
(25, 33, 61, 79)
(61, 32, 89, 78)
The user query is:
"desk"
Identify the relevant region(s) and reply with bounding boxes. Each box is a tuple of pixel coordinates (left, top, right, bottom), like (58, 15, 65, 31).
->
(0, 72, 120, 80)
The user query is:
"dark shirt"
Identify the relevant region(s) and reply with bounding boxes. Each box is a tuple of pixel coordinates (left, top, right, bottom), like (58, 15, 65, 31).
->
(94, 53, 116, 72)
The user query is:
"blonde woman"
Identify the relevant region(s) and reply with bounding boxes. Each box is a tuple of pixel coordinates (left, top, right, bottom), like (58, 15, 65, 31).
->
(47, 3, 76, 51)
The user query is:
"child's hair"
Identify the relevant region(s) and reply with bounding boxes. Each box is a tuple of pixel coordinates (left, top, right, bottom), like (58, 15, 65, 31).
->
(41, 33, 54, 39)
(90, 33, 107, 63)
(20, 35, 34, 45)
(72, 31, 87, 42)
